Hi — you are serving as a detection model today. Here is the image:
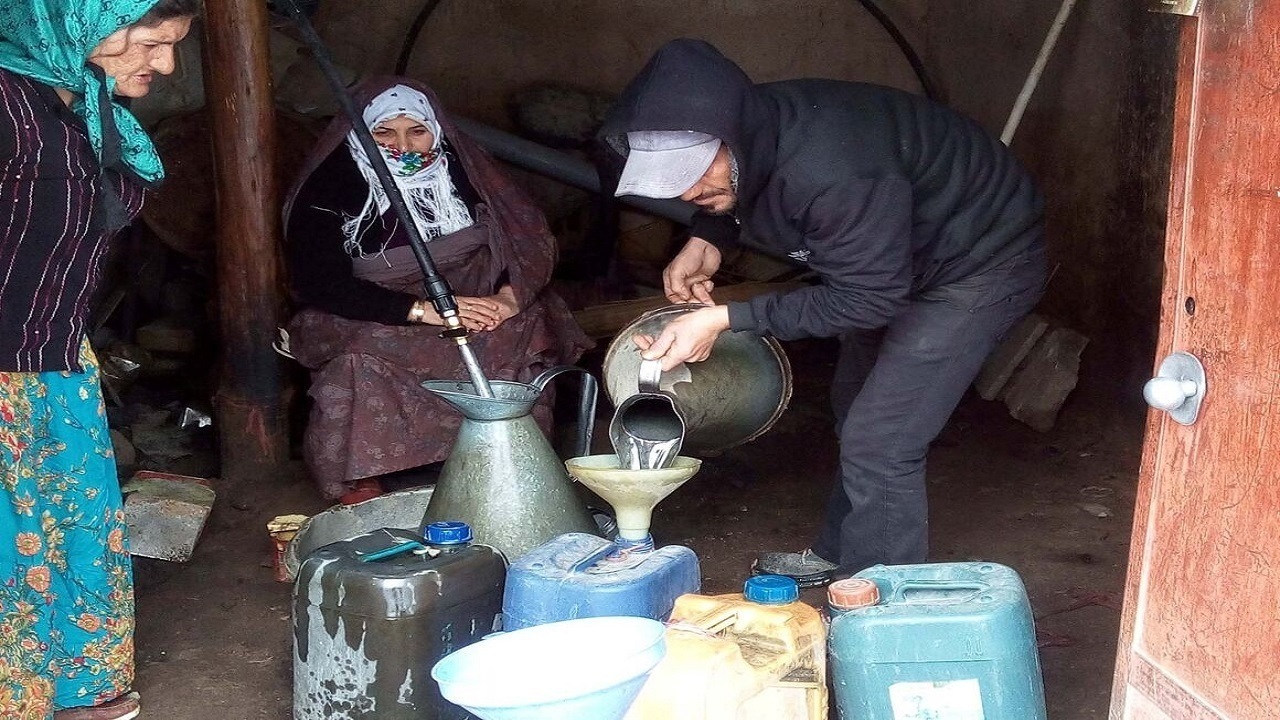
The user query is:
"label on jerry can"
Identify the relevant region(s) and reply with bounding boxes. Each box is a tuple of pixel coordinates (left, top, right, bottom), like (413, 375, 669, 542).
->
(889, 679, 984, 720)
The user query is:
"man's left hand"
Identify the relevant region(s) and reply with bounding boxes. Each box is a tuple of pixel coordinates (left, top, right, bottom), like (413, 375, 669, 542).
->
(632, 305, 731, 371)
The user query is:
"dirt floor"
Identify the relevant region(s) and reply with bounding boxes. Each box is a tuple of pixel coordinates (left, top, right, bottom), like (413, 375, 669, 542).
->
(128, 336, 1145, 719)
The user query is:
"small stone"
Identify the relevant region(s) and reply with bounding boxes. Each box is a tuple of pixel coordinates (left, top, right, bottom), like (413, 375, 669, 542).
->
(1003, 327, 1090, 432)
(122, 472, 215, 562)
(1078, 503, 1113, 518)
(975, 313, 1050, 400)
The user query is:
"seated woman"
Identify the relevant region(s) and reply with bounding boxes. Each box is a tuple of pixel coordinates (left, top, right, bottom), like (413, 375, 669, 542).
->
(285, 78, 591, 505)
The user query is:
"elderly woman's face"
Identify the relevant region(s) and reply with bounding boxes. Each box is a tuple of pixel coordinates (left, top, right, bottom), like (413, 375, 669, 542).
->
(88, 17, 193, 99)
(372, 116, 435, 154)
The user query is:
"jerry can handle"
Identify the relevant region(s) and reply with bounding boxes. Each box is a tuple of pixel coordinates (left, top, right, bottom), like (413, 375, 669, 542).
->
(357, 539, 426, 563)
(569, 541, 622, 573)
(679, 604, 745, 636)
(529, 365, 599, 458)
(890, 580, 989, 604)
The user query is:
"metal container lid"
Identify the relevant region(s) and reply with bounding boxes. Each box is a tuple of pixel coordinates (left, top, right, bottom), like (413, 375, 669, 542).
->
(744, 574, 799, 604)
(284, 486, 436, 582)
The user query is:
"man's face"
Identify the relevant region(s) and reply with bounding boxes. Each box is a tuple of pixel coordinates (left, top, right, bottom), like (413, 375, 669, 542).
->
(680, 145, 736, 215)
(88, 18, 193, 99)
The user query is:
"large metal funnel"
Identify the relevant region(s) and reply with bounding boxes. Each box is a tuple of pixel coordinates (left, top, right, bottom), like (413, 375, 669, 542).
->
(603, 304, 792, 454)
(421, 378, 597, 560)
(566, 455, 701, 543)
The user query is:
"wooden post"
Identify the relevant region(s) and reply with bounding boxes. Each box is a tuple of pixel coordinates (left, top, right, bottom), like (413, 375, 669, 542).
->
(202, 0, 289, 481)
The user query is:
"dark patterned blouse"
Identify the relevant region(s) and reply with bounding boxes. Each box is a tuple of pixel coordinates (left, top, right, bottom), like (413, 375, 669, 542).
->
(0, 67, 145, 372)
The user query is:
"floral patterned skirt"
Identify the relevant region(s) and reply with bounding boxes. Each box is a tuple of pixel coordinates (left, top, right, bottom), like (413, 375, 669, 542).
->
(0, 343, 134, 719)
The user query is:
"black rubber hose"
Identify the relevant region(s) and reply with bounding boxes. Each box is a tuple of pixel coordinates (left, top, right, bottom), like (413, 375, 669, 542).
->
(395, 0, 445, 75)
(851, 0, 940, 102)
(394, 0, 934, 103)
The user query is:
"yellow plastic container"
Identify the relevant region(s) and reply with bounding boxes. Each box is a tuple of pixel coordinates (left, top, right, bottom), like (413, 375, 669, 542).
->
(624, 578, 828, 720)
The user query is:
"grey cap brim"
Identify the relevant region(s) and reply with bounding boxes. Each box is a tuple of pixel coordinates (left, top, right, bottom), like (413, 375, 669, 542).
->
(615, 138, 722, 199)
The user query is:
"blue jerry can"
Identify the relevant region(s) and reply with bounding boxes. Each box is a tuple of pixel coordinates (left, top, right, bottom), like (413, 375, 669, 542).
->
(503, 532, 700, 631)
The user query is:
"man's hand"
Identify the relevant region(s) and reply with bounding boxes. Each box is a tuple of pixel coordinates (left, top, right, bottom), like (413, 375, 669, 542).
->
(663, 237, 722, 305)
(632, 305, 731, 371)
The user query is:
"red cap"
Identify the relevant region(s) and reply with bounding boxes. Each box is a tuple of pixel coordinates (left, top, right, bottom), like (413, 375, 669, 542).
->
(828, 578, 880, 610)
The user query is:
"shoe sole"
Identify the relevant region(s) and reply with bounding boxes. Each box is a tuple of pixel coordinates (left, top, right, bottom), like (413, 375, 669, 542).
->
(54, 706, 140, 720)
(750, 564, 833, 588)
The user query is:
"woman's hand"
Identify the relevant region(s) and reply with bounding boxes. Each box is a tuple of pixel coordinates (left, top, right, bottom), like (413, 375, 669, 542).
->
(457, 294, 507, 331)
(663, 237, 721, 305)
(410, 296, 503, 332)
(492, 286, 520, 326)
(632, 305, 731, 371)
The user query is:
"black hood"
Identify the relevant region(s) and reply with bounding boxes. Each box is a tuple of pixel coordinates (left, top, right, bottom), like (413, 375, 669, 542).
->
(598, 39, 779, 205)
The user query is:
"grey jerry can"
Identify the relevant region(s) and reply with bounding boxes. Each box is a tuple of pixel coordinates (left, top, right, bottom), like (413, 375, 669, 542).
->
(293, 525, 504, 719)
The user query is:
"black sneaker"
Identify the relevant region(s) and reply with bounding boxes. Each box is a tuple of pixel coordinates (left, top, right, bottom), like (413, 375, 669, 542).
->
(589, 506, 619, 539)
(751, 549, 839, 588)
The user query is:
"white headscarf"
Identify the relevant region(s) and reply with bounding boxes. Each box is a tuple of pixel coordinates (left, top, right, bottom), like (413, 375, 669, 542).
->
(343, 84, 474, 257)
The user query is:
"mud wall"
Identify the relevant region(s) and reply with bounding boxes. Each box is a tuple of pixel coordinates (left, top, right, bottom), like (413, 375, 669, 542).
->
(924, 3, 1179, 402)
(313, 0, 929, 123)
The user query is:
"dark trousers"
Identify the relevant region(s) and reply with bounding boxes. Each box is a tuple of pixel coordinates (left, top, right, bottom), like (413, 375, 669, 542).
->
(811, 245, 1047, 573)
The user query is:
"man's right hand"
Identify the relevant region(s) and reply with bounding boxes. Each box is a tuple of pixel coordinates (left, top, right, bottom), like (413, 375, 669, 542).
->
(663, 237, 722, 304)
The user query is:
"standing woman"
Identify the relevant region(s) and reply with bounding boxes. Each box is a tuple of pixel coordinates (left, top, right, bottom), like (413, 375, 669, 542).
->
(0, 1, 198, 718)
(285, 79, 591, 504)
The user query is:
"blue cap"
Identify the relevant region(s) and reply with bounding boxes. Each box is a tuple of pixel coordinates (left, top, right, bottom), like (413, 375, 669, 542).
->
(425, 521, 472, 545)
(744, 574, 799, 604)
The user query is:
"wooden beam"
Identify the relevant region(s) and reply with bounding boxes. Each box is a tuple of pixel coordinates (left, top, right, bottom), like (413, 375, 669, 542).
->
(573, 282, 808, 340)
(203, 0, 289, 481)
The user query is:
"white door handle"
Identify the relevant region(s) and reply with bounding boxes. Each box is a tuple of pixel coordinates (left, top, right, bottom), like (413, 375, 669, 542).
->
(1143, 352, 1206, 425)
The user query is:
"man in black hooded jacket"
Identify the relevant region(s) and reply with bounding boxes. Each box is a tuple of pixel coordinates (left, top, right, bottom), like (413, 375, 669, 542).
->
(599, 39, 1047, 585)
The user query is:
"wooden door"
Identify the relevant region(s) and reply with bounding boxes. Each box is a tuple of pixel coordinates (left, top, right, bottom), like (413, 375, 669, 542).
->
(1110, 3, 1280, 718)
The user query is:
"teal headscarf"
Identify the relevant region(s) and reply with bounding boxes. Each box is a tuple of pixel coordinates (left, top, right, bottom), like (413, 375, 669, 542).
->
(0, 0, 165, 183)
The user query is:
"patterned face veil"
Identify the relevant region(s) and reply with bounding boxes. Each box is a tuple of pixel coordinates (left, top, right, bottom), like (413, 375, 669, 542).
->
(342, 84, 474, 256)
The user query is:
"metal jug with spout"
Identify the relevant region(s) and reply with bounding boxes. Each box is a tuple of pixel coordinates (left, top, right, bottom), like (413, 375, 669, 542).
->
(420, 366, 600, 560)
(609, 359, 687, 470)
